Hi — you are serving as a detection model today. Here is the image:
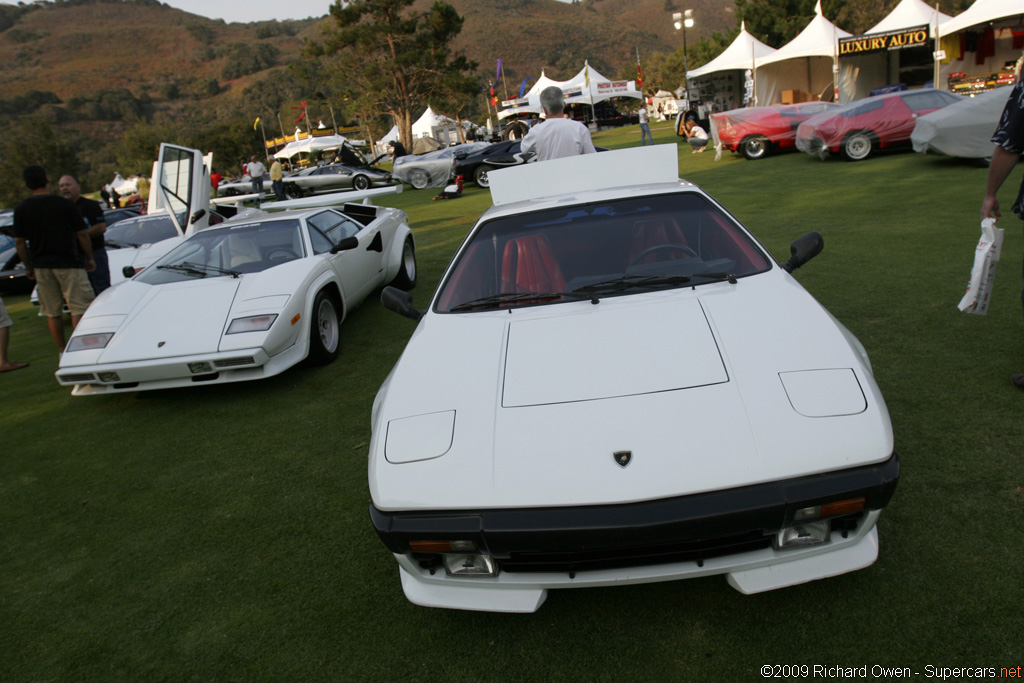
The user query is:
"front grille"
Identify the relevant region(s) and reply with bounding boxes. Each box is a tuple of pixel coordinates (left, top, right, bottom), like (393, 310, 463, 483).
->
(499, 531, 771, 573)
(59, 373, 96, 383)
(214, 357, 255, 368)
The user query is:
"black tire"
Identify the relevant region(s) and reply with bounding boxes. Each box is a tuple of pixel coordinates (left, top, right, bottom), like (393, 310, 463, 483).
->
(473, 164, 494, 188)
(224, 187, 239, 197)
(389, 237, 417, 290)
(740, 135, 769, 160)
(307, 289, 340, 365)
(408, 170, 429, 190)
(284, 183, 304, 199)
(352, 174, 371, 191)
(841, 131, 874, 161)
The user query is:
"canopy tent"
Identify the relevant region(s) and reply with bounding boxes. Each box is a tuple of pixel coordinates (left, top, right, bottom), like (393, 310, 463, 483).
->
(412, 106, 464, 145)
(754, 1, 852, 106)
(838, 0, 951, 103)
(935, 0, 1024, 93)
(686, 22, 776, 110)
(273, 133, 349, 159)
(498, 63, 641, 120)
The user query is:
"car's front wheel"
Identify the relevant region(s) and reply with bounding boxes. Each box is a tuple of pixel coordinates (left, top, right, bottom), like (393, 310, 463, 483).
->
(352, 174, 371, 191)
(408, 170, 429, 190)
(474, 164, 494, 188)
(842, 131, 875, 161)
(740, 135, 769, 160)
(389, 237, 417, 290)
(307, 289, 340, 365)
(224, 187, 239, 197)
(284, 184, 304, 199)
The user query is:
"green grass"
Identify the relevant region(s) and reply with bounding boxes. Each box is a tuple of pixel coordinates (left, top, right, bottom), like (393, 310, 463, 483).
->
(2, 121, 1022, 681)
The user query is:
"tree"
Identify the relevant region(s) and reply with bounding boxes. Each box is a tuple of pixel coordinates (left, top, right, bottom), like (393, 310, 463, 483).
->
(304, 0, 476, 149)
(0, 115, 81, 209)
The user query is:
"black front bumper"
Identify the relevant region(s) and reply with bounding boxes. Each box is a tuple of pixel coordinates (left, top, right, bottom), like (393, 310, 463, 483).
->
(370, 453, 899, 573)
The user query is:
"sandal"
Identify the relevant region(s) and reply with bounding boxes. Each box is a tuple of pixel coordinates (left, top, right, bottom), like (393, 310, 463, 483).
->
(0, 361, 29, 373)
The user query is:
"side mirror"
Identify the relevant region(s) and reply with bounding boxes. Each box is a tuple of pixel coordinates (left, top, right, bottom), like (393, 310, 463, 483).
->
(782, 231, 824, 273)
(330, 236, 359, 254)
(189, 209, 206, 225)
(381, 286, 423, 322)
(122, 265, 137, 279)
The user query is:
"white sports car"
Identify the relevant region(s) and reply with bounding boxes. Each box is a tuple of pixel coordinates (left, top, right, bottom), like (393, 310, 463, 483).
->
(56, 202, 416, 395)
(369, 145, 898, 613)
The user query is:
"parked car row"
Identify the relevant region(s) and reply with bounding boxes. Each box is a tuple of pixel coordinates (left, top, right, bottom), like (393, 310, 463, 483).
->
(712, 88, 974, 163)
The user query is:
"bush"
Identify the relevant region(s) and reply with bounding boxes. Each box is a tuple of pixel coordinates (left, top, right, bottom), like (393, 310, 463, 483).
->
(221, 43, 280, 81)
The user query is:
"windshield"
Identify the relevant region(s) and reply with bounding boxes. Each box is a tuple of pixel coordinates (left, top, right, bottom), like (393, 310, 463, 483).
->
(136, 219, 305, 285)
(436, 192, 770, 313)
(105, 215, 180, 247)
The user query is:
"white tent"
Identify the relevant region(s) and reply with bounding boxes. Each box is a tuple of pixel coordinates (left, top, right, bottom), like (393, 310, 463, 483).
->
(273, 133, 349, 159)
(688, 22, 776, 79)
(498, 64, 641, 120)
(936, 0, 1024, 91)
(754, 1, 852, 106)
(412, 106, 463, 145)
(686, 22, 776, 110)
(838, 0, 952, 103)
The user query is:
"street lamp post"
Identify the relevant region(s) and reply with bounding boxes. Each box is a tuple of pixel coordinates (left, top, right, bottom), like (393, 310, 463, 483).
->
(673, 10, 695, 81)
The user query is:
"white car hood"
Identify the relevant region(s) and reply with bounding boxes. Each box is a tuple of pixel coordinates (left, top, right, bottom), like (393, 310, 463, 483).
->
(84, 278, 241, 363)
(370, 276, 894, 511)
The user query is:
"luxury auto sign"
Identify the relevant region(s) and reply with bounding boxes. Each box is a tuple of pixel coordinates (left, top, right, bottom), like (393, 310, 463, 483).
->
(839, 24, 930, 56)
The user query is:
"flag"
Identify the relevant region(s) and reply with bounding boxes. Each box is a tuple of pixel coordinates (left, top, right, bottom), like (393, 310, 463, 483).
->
(253, 116, 261, 131)
(636, 49, 643, 90)
(585, 61, 590, 88)
(490, 83, 497, 107)
(496, 58, 503, 81)
(519, 78, 531, 97)
(291, 101, 307, 124)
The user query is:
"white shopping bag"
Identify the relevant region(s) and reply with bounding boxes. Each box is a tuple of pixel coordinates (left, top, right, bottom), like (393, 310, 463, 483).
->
(958, 218, 1005, 315)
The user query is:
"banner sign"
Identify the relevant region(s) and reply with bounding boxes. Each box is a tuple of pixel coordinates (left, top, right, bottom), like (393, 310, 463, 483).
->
(501, 96, 530, 108)
(595, 80, 635, 95)
(839, 25, 929, 56)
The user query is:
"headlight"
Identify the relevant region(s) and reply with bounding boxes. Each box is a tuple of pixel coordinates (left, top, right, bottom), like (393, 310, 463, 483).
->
(226, 314, 278, 335)
(66, 333, 114, 352)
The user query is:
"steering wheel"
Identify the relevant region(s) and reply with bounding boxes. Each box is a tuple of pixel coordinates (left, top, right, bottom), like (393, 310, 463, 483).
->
(630, 243, 699, 265)
(266, 248, 297, 264)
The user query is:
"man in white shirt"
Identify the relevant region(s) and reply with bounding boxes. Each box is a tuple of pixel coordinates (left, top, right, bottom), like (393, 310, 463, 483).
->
(247, 155, 266, 206)
(638, 104, 652, 146)
(521, 87, 596, 162)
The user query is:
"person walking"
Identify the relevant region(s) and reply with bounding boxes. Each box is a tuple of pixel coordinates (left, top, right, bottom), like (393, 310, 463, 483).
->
(13, 165, 95, 352)
(981, 73, 1024, 388)
(247, 155, 266, 207)
(638, 103, 653, 146)
(270, 159, 285, 202)
(521, 86, 596, 162)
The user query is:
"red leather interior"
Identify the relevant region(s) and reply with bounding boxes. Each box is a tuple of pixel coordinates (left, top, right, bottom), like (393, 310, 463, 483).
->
(628, 218, 689, 264)
(500, 234, 566, 293)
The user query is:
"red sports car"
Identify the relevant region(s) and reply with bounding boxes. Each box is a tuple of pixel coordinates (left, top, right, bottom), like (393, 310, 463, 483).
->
(795, 89, 961, 161)
(711, 102, 838, 160)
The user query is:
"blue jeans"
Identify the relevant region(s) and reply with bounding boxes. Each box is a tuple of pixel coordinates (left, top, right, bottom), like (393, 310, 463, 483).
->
(640, 123, 653, 146)
(251, 177, 263, 204)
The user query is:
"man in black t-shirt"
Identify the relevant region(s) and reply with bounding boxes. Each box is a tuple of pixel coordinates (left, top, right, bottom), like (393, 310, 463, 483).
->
(13, 165, 95, 352)
(59, 175, 109, 295)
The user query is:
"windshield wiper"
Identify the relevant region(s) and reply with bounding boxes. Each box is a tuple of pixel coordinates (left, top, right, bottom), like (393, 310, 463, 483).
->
(104, 239, 139, 249)
(449, 290, 596, 312)
(157, 261, 241, 278)
(574, 274, 693, 295)
(694, 272, 738, 284)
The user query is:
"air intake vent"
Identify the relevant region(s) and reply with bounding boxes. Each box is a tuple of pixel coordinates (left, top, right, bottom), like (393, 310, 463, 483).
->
(214, 357, 255, 368)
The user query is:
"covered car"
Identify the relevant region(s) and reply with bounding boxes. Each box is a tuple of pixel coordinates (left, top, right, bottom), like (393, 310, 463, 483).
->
(369, 145, 898, 613)
(795, 89, 961, 160)
(711, 102, 838, 160)
(56, 202, 416, 395)
(911, 86, 1012, 160)
(392, 142, 491, 190)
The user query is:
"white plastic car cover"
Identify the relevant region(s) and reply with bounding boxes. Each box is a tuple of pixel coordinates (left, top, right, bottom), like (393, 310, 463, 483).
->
(911, 87, 1011, 159)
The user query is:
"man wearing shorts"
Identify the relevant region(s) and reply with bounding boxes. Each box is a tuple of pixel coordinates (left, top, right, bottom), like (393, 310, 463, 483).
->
(13, 165, 95, 352)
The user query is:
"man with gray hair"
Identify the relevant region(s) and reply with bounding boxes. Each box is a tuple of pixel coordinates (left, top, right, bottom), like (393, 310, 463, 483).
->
(521, 86, 596, 162)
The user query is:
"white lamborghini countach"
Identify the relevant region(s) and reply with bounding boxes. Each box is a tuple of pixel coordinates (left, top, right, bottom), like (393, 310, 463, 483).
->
(369, 145, 898, 613)
(56, 201, 416, 395)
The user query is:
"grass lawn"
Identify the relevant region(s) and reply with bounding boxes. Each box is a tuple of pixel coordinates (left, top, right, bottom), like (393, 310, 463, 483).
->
(2, 121, 1022, 681)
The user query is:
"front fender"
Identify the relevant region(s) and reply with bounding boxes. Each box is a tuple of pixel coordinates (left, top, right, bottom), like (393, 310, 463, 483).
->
(383, 222, 414, 283)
